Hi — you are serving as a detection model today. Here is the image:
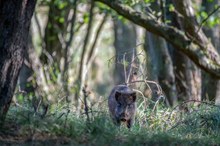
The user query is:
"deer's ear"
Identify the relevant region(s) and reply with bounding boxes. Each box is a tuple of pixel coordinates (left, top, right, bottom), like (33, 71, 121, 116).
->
(130, 92, 136, 102)
(115, 91, 121, 102)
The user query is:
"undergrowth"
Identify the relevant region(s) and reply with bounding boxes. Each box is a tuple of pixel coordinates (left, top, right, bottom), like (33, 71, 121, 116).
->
(1, 101, 220, 146)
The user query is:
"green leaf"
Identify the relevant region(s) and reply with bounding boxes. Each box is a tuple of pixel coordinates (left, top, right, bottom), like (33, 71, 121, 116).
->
(169, 4, 175, 12)
(59, 17, 65, 23)
(201, 11, 208, 19)
(83, 13, 89, 23)
(144, 0, 155, 3)
(58, 2, 68, 9)
(215, 17, 220, 24)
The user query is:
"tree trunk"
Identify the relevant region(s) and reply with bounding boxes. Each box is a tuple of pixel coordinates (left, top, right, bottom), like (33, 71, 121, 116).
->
(216, 82, 220, 105)
(173, 50, 201, 103)
(95, 0, 220, 78)
(144, 32, 177, 106)
(113, 19, 137, 85)
(0, 0, 36, 122)
(40, 0, 69, 65)
(144, 0, 177, 106)
(18, 31, 35, 96)
(201, 0, 220, 104)
(40, 0, 71, 84)
(169, 0, 202, 104)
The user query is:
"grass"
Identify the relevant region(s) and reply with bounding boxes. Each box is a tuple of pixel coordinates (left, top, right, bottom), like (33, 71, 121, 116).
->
(1, 101, 220, 146)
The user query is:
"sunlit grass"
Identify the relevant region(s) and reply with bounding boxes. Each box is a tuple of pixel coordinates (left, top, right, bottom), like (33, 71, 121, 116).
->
(3, 100, 220, 145)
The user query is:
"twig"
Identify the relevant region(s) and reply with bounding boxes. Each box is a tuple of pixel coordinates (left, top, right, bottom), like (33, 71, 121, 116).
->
(64, 109, 70, 127)
(108, 43, 143, 66)
(123, 53, 127, 84)
(13, 102, 29, 111)
(34, 97, 42, 114)
(127, 79, 162, 95)
(81, 110, 106, 115)
(56, 112, 66, 120)
(82, 86, 90, 123)
(196, 5, 220, 35)
(86, 13, 108, 64)
(152, 97, 161, 112)
(133, 88, 147, 109)
(126, 48, 135, 84)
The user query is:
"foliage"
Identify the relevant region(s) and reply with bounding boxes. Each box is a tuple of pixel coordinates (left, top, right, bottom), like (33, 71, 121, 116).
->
(195, 1, 220, 28)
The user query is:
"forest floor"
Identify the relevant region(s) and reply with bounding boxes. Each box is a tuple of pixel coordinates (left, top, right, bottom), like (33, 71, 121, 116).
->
(1, 103, 220, 146)
(0, 122, 71, 146)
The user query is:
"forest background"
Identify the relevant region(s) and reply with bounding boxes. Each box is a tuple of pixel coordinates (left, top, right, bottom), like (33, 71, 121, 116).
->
(1, 0, 220, 145)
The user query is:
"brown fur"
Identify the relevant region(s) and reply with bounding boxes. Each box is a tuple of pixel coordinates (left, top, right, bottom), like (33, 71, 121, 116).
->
(108, 85, 136, 128)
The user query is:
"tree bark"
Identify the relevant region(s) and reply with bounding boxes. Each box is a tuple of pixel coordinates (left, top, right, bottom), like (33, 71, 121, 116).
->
(18, 31, 35, 96)
(167, 0, 202, 104)
(113, 19, 137, 85)
(75, 0, 94, 108)
(144, 32, 177, 106)
(173, 50, 201, 103)
(40, 0, 70, 66)
(201, 0, 220, 105)
(94, 0, 220, 78)
(144, 0, 177, 106)
(62, 0, 78, 99)
(0, 0, 36, 122)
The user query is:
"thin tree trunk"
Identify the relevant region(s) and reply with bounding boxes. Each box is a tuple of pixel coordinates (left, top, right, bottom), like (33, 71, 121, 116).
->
(113, 20, 137, 85)
(144, 0, 177, 106)
(62, 0, 78, 100)
(144, 32, 177, 106)
(201, 0, 220, 104)
(169, 0, 202, 105)
(173, 50, 201, 103)
(41, 0, 69, 65)
(76, 0, 94, 107)
(18, 31, 35, 95)
(0, 0, 36, 122)
(40, 0, 71, 84)
(216, 82, 220, 105)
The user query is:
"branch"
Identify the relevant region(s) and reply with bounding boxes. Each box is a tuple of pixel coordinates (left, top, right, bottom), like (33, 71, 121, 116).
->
(82, 86, 90, 123)
(62, 0, 78, 97)
(78, 0, 95, 82)
(197, 5, 220, 34)
(86, 13, 108, 64)
(94, 0, 220, 78)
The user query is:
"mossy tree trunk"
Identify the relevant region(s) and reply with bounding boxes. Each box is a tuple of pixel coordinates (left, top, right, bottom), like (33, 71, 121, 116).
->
(0, 0, 36, 122)
(95, 0, 220, 78)
(201, 0, 220, 104)
(145, 32, 177, 106)
(166, 0, 201, 104)
(144, 0, 177, 106)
